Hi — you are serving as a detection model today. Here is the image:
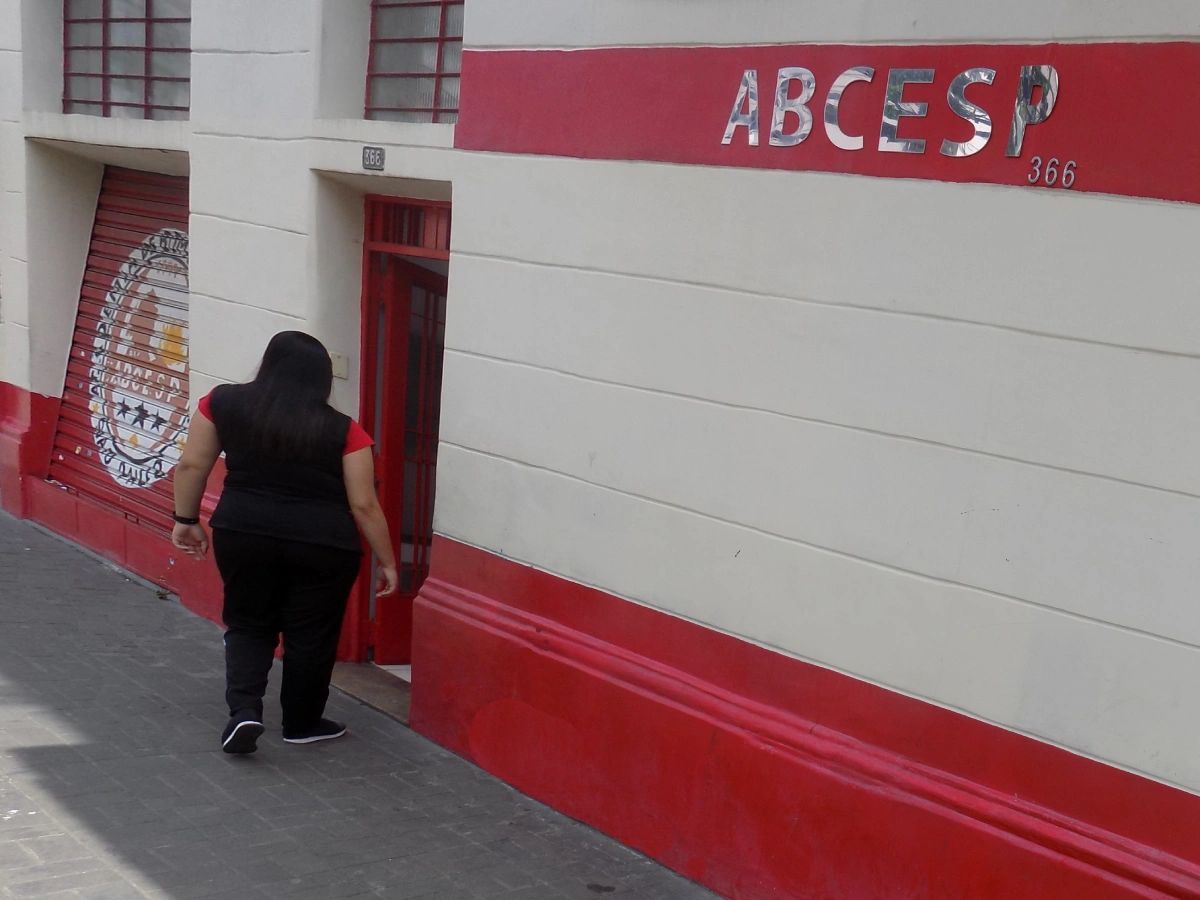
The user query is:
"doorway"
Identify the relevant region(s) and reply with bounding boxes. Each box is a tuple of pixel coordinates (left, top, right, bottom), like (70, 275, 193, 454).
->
(358, 196, 450, 665)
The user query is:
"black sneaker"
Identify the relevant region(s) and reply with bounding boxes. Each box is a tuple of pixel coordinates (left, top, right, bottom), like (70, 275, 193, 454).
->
(221, 715, 265, 754)
(282, 718, 347, 744)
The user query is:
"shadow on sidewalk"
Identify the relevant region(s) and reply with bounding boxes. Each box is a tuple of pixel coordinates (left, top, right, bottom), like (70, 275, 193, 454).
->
(0, 514, 712, 899)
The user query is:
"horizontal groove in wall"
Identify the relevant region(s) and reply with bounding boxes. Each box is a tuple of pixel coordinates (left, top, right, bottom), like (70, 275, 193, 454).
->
(189, 128, 455, 149)
(436, 442, 1200, 656)
(442, 344, 1200, 503)
(187, 291, 304, 321)
(449, 250, 1200, 362)
(188, 211, 307, 237)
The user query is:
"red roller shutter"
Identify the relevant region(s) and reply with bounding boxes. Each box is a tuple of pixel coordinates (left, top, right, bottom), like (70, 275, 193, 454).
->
(48, 166, 190, 534)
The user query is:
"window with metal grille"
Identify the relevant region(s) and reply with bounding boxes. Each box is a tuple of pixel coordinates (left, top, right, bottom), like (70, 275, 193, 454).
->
(365, 197, 452, 259)
(63, 0, 191, 120)
(365, 0, 463, 124)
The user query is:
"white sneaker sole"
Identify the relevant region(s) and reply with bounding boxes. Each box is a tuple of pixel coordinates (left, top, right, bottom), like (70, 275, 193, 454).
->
(283, 727, 347, 744)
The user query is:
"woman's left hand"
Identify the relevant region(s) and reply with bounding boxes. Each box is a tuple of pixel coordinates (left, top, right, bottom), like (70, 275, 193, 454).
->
(172, 523, 210, 560)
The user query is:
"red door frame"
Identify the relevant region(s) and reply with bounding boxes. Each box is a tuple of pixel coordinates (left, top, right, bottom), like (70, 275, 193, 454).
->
(341, 196, 451, 664)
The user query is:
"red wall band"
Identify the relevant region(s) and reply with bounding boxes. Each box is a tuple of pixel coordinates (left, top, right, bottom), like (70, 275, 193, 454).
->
(411, 537, 1200, 898)
(456, 41, 1200, 205)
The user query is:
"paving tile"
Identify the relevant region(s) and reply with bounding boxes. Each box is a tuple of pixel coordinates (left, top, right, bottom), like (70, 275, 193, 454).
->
(6, 868, 128, 897)
(0, 513, 713, 900)
(73, 885, 150, 900)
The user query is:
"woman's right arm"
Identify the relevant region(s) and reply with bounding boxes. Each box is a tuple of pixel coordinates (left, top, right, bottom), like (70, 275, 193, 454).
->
(342, 447, 399, 596)
(171, 411, 222, 560)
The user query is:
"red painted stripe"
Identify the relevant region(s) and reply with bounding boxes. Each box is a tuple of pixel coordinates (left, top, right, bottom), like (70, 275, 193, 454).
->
(456, 42, 1200, 205)
(1, 382, 60, 515)
(412, 537, 1200, 898)
(1, 380, 226, 623)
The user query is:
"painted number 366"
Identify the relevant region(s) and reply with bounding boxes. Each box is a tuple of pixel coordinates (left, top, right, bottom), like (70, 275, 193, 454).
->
(1028, 156, 1076, 188)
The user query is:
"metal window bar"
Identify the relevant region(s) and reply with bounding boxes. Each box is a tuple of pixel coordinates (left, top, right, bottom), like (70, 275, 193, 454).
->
(365, 0, 463, 123)
(63, 0, 191, 119)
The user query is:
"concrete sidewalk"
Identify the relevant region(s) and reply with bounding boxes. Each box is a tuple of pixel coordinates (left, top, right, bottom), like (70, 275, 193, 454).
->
(0, 513, 714, 900)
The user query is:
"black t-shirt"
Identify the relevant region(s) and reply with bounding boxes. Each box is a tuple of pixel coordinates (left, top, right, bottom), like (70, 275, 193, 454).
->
(204, 384, 363, 552)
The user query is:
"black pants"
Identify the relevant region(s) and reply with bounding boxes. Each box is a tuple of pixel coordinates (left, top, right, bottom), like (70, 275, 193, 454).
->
(212, 529, 361, 731)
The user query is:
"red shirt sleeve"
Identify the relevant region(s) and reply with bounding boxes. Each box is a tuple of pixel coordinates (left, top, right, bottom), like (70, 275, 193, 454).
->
(344, 420, 374, 455)
(197, 391, 214, 421)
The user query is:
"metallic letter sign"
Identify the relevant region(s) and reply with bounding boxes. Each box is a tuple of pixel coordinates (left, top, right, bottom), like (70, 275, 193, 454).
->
(1006, 65, 1059, 157)
(878, 68, 936, 153)
(721, 69, 760, 146)
(456, 42, 1200, 205)
(824, 66, 875, 151)
(770, 68, 816, 147)
(941, 68, 997, 157)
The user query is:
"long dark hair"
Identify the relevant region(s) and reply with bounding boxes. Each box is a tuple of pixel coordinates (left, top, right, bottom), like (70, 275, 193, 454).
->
(226, 331, 342, 459)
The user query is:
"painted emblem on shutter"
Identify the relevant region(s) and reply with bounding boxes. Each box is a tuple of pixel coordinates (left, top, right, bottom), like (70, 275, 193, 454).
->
(88, 228, 190, 489)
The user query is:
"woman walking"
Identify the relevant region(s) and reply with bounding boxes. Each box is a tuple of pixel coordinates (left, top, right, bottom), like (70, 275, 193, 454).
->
(171, 331, 398, 754)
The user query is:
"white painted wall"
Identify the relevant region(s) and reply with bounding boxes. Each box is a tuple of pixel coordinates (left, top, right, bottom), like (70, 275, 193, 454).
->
(0, 0, 459, 402)
(21, 143, 102, 397)
(0, 0, 29, 388)
(0, 0, 455, 402)
(19, 0, 60, 114)
(440, 161, 1200, 788)
(0, 0, 192, 393)
(183, 1, 459, 412)
(314, 0, 371, 120)
(2, 0, 1197, 796)
(0, 0, 22, 387)
(437, 2, 1200, 793)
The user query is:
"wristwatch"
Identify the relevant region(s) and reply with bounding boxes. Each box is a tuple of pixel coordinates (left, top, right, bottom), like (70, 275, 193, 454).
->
(173, 514, 201, 525)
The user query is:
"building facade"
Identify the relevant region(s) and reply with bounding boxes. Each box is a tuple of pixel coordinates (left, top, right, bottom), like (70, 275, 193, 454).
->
(2, 2, 1200, 896)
